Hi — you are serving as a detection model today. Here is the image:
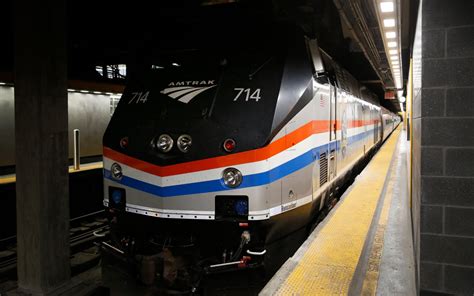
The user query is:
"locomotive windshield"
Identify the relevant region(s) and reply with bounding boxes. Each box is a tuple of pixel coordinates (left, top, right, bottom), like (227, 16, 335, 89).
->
(111, 27, 290, 140)
(137, 47, 282, 124)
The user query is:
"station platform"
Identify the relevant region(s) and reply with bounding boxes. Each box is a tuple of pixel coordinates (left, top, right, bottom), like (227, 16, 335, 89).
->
(0, 161, 103, 185)
(261, 126, 416, 295)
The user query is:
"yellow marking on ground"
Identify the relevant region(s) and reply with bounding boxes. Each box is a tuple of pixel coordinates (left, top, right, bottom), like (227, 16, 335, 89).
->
(68, 161, 103, 173)
(0, 161, 103, 185)
(361, 142, 399, 295)
(275, 127, 401, 296)
(0, 175, 15, 185)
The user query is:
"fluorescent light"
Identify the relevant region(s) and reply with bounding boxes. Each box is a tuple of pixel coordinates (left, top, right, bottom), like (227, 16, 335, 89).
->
(390, 55, 398, 60)
(392, 61, 400, 66)
(384, 18, 396, 27)
(380, 2, 394, 12)
(386, 31, 396, 39)
(388, 41, 397, 48)
(389, 49, 398, 55)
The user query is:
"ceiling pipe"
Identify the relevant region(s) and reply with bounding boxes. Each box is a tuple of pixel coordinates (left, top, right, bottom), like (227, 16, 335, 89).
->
(332, 0, 395, 89)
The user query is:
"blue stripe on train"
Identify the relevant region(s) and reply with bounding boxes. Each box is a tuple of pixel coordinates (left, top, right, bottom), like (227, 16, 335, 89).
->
(104, 128, 376, 197)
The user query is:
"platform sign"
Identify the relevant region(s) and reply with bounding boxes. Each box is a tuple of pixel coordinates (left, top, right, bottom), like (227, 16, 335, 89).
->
(385, 91, 396, 100)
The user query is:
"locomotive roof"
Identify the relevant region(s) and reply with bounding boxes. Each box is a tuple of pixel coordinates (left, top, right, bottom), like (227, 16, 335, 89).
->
(319, 48, 379, 107)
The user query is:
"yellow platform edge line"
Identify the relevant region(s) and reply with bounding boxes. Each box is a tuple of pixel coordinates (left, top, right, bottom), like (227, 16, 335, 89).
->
(275, 127, 401, 296)
(360, 137, 400, 295)
(0, 161, 103, 185)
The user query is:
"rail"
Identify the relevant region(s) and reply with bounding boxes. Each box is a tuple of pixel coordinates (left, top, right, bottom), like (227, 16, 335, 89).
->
(0, 211, 108, 279)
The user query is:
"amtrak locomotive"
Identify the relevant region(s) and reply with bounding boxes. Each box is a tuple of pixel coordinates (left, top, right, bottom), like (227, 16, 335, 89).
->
(102, 24, 400, 286)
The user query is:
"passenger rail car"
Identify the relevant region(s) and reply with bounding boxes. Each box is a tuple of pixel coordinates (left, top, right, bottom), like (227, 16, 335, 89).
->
(102, 25, 400, 282)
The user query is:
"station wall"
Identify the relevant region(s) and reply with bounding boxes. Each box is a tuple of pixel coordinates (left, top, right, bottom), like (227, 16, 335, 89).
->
(0, 86, 120, 168)
(414, 0, 474, 294)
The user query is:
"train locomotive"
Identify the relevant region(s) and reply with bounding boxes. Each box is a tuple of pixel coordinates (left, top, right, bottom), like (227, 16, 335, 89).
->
(102, 24, 400, 287)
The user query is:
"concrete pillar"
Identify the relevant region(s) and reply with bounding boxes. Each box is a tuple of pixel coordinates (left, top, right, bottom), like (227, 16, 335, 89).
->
(14, 0, 70, 294)
(412, 0, 474, 294)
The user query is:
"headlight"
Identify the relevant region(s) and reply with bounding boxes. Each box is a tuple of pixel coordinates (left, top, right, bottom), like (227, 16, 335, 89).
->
(111, 163, 123, 180)
(155, 134, 173, 152)
(222, 167, 243, 188)
(177, 134, 192, 153)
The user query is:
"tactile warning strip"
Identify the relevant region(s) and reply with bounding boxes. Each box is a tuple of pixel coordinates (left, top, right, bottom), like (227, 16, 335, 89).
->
(274, 127, 401, 295)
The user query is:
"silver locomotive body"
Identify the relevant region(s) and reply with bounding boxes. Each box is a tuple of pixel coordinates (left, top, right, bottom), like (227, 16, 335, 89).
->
(102, 26, 399, 276)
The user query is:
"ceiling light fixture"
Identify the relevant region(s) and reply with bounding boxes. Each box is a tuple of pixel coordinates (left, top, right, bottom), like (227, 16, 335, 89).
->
(388, 41, 397, 48)
(380, 2, 394, 12)
(383, 19, 396, 27)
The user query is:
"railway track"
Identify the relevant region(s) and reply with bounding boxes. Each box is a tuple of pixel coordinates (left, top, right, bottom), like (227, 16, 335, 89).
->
(0, 210, 109, 280)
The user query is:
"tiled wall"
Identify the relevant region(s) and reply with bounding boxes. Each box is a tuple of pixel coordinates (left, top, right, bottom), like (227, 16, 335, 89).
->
(414, 0, 474, 294)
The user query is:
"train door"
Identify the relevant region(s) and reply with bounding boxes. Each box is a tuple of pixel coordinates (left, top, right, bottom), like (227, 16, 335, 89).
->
(329, 84, 337, 181)
(281, 119, 311, 212)
(362, 105, 368, 154)
(379, 114, 384, 141)
(313, 81, 331, 210)
(373, 109, 378, 144)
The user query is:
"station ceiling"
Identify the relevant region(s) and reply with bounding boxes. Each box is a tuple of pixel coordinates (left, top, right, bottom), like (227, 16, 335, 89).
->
(1, 0, 418, 113)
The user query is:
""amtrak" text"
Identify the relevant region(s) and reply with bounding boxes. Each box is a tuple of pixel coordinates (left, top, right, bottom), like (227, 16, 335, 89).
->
(168, 80, 215, 86)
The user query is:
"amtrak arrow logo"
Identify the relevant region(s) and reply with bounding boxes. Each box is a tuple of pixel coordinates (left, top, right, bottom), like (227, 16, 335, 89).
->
(160, 80, 216, 104)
